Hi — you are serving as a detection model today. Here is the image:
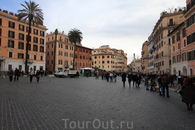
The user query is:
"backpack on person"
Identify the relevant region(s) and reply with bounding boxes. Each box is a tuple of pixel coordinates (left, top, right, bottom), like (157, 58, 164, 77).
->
(162, 77, 169, 84)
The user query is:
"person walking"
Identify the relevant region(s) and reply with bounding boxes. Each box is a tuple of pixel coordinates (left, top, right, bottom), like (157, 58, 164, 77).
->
(8, 69, 14, 81)
(14, 68, 20, 81)
(136, 74, 142, 87)
(36, 70, 41, 83)
(175, 75, 183, 92)
(181, 77, 195, 110)
(113, 72, 117, 82)
(121, 72, 126, 87)
(127, 73, 132, 87)
(29, 68, 34, 83)
(161, 74, 170, 98)
(105, 72, 109, 82)
(132, 74, 137, 87)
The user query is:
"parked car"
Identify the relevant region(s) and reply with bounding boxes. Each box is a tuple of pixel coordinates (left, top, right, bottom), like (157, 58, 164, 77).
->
(54, 69, 79, 78)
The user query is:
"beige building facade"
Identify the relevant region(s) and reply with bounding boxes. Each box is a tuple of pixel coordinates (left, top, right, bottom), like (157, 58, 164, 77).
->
(92, 45, 127, 72)
(152, 9, 185, 74)
(141, 41, 149, 74)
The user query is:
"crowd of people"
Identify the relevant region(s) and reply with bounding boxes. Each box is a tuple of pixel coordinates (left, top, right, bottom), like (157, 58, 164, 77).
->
(93, 70, 195, 111)
(7, 68, 45, 83)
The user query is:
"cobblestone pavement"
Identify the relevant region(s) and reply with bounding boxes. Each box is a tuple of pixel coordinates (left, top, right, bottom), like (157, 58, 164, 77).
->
(0, 76, 195, 130)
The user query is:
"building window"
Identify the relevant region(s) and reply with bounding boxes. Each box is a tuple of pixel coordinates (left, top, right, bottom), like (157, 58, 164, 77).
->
(47, 52, 49, 56)
(19, 65, 22, 70)
(182, 52, 186, 61)
(8, 64, 12, 70)
(9, 21, 15, 28)
(19, 33, 24, 40)
(65, 38, 68, 43)
(9, 52, 13, 58)
(40, 38, 44, 44)
(8, 40, 14, 48)
(182, 27, 186, 37)
(178, 43, 180, 50)
(18, 53, 24, 59)
(65, 60, 68, 66)
(28, 44, 31, 50)
(8, 31, 15, 38)
(177, 54, 180, 62)
(59, 51, 62, 56)
(40, 31, 44, 37)
(26, 27, 31, 33)
(59, 43, 63, 48)
(33, 37, 38, 43)
(34, 55, 37, 60)
(176, 31, 180, 41)
(65, 45, 68, 49)
(40, 56, 43, 60)
(19, 24, 24, 31)
(58, 60, 62, 65)
(18, 42, 24, 49)
(184, 39, 187, 47)
(33, 45, 38, 51)
(33, 29, 38, 35)
(40, 46, 44, 52)
(172, 36, 175, 44)
(64, 52, 68, 57)
(169, 18, 174, 26)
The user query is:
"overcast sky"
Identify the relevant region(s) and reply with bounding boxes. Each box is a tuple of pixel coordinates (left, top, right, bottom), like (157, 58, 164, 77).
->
(1, 0, 186, 63)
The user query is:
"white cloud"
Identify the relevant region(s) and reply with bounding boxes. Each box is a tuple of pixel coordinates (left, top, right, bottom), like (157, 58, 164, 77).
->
(0, 0, 186, 63)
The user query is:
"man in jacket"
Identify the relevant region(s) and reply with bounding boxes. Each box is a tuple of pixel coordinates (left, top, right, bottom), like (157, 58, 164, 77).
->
(161, 74, 171, 98)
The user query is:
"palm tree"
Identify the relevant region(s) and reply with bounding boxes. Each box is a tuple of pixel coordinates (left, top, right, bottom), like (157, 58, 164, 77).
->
(68, 29, 83, 70)
(18, 0, 44, 74)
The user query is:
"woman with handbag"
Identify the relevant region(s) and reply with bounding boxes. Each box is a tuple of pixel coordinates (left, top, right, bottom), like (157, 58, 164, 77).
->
(36, 70, 41, 83)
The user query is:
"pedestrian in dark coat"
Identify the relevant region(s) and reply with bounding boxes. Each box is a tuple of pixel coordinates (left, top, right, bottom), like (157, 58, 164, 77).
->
(8, 69, 14, 81)
(127, 73, 132, 87)
(132, 74, 137, 87)
(36, 70, 41, 83)
(14, 68, 20, 81)
(106, 72, 109, 82)
(161, 74, 170, 98)
(182, 78, 195, 110)
(136, 74, 142, 87)
(121, 72, 126, 87)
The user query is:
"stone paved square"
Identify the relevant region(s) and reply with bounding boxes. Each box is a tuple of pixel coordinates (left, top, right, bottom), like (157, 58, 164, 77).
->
(0, 76, 195, 130)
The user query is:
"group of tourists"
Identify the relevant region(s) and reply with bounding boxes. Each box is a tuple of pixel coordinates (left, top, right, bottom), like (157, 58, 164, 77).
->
(144, 73, 195, 111)
(8, 68, 43, 83)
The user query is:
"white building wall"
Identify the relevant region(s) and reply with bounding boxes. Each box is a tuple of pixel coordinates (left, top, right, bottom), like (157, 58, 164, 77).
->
(171, 61, 188, 75)
(2, 59, 45, 72)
